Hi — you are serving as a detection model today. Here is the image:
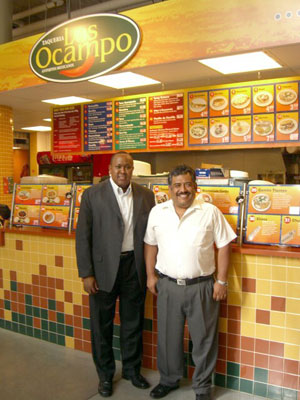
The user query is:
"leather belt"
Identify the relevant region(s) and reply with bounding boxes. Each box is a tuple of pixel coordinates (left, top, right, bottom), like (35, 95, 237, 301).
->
(157, 271, 213, 286)
(120, 251, 134, 257)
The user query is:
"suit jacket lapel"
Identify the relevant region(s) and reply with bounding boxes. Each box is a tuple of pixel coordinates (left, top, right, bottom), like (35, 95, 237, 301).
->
(102, 179, 122, 220)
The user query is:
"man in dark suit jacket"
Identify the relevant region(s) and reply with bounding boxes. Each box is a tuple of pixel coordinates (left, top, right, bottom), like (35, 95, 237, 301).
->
(76, 152, 155, 397)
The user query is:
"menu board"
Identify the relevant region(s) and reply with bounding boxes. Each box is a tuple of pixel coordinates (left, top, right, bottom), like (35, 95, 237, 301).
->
(151, 184, 170, 204)
(245, 185, 300, 246)
(83, 102, 113, 151)
(15, 184, 42, 205)
(40, 206, 70, 229)
(149, 93, 184, 148)
(115, 97, 147, 150)
(53, 105, 82, 153)
(41, 185, 72, 206)
(188, 80, 300, 148)
(13, 205, 40, 226)
(72, 184, 91, 230)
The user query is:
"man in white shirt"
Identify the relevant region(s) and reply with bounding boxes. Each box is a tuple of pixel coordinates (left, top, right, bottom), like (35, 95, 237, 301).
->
(144, 165, 237, 400)
(76, 152, 155, 397)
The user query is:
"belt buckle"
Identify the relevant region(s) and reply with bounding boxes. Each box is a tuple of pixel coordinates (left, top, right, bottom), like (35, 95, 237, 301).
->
(176, 279, 186, 286)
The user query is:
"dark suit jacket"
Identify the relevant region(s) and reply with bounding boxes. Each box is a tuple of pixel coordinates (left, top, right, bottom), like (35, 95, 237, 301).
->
(76, 179, 155, 292)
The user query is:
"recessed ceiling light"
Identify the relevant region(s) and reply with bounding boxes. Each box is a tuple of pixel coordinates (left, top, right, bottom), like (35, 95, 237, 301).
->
(198, 52, 282, 74)
(89, 72, 160, 89)
(21, 126, 51, 132)
(42, 96, 92, 105)
(43, 118, 52, 122)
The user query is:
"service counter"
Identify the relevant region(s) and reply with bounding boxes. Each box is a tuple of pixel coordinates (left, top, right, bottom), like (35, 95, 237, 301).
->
(0, 228, 299, 398)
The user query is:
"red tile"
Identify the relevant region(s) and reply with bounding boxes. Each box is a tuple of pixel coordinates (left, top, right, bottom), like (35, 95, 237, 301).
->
(64, 291, 73, 303)
(255, 353, 269, 369)
(15, 240, 23, 251)
(0, 309, 4, 318)
(74, 339, 83, 350)
(39, 264, 47, 276)
(11, 292, 17, 302)
(227, 333, 241, 349)
(256, 309, 270, 325)
(32, 285, 40, 296)
(55, 278, 64, 290)
(271, 296, 286, 312)
(40, 287, 47, 298)
(74, 327, 83, 339)
(48, 288, 56, 299)
(56, 301, 64, 312)
(39, 276, 47, 287)
(24, 284, 32, 294)
(10, 271, 17, 281)
(228, 319, 241, 334)
(83, 330, 91, 342)
(32, 296, 40, 307)
(143, 331, 153, 344)
(82, 341, 91, 353)
(18, 283, 25, 293)
(18, 303, 25, 314)
(216, 359, 226, 374)
(284, 359, 299, 375)
(283, 373, 298, 390)
(228, 305, 241, 320)
(82, 306, 90, 318)
(47, 277, 55, 289)
(55, 255, 63, 267)
(270, 341, 284, 357)
(82, 294, 89, 306)
(73, 304, 82, 316)
(18, 293, 25, 303)
(33, 317, 41, 329)
(242, 278, 256, 293)
(188, 366, 195, 379)
(241, 350, 255, 366)
(142, 356, 153, 370)
(4, 290, 10, 300)
(48, 310, 56, 322)
(269, 370, 283, 386)
(0, 269, 2, 278)
(255, 338, 270, 354)
(220, 303, 227, 318)
(0, 299, 3, 308)
(11, 302, 18, 312)
(73, 316, 82, 328)
(219, 332, 227, 346)
(65, 314, 73, 326)
(32, 275, 40, 286)
(269, 356, 284, 372)
(240, 365, 254, 380)
(218, 346, 227, 360)
(227, 348, 241, 363)
(114, 314, 120, 324)
(40, 297, 48, 309)
(143, 343, 153, 357)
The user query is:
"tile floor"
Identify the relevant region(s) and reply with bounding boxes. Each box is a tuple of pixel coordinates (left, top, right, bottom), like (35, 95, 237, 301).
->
(0, 328, 264, 400)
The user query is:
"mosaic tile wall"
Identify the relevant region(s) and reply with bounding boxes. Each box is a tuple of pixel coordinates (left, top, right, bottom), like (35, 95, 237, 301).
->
(0, 105, 13, 205)
(0, 233, 299, 399)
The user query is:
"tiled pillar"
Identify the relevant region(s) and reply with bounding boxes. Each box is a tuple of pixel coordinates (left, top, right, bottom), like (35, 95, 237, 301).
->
(0, 105, 13, 206)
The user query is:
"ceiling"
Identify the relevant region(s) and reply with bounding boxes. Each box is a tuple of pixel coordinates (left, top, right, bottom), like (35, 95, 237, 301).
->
(4, 0, 300, 132)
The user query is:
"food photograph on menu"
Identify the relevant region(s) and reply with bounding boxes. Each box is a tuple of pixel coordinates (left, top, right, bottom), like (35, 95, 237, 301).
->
(209, 117, 230, 144)
(252, 85, 274, 113)
(13, 205, 40, 226)
(230, 87, 251, 115)
(188, 91, 208, 118)
(230, 115, 252, 143)
(276, 82, 298, 112)
(40, 206, 70, 229)
(41, 184, 72, 206)
(253, 114, 275, 142)
(188, 118, 208, 145)
(15, 185, 42, 205)
(209, 89, 229, 117)
(276, 112, 299, 142)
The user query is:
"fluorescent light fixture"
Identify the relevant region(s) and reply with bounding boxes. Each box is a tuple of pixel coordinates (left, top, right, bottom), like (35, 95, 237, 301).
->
(21, 126, 51, 132)
(43, 118, 52, 122)
(198, 51, 282, 74)
(42, 96, 92, 105)
(89, 72, 160, 89)
(13, 146, 21, 150)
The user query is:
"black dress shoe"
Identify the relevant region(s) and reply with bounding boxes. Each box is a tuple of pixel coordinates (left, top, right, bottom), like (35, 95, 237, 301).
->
(196, 394, 211, 400)
(123, 373, 150, 389)
(98, 380, 113, 397)
(150, 383, 179, 399)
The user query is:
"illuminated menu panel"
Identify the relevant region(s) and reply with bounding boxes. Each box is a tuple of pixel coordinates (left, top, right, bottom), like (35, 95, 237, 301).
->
(53, 105, 82, 153)
(83, 102, 113, 151)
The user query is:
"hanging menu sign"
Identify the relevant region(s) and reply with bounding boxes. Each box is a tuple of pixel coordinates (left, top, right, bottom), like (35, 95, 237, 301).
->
(149, 93, 184, 148)
(115, 97, 147, 150)
(53, 105, 82, 153)
(83, 102, 113, 151)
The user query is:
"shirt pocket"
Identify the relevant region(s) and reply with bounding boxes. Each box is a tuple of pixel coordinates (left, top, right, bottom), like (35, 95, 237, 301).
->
(186, 226, 213, 247)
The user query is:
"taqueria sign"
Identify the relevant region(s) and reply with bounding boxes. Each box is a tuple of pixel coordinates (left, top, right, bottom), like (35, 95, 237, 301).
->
(29, 14, 141, 83)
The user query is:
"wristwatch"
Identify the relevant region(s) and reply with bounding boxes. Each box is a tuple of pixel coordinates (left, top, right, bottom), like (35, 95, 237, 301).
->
(216, 279, 228, 286)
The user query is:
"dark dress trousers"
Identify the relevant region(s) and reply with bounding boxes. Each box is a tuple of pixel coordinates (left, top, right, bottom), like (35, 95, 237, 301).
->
(76, 179, 155, 380)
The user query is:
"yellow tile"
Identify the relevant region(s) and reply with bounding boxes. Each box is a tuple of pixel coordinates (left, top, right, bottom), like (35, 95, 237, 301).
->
(269, 327, 285, 342)
(64, 302, 73, 315)
(231, 253, 241, 263)
(229, 263, 242, 277)
(145, 291, 153, 308)
(218, 317, 227, 333)
(64, 269, 73, 280)
(72, 281, 82, 294)
(286, 298, 300, 314)
(0, 288, 3, 299)
(241, 307, 256, 322)
(256, 295, 271, 310)
(144, 306, 153, 319)
(56, 290, 64, 302)
(242, 293, 256, 308)
(73, 293, 82, 305)
(228, 275, 241, 291)
(4, 310, 11, 321)
(271, 282, 286, 297)
(286, 283, 300, 299)
(271, 311, 286, 327)
(64, 280, 73, 291)
(256, 256, 272, 265)
(63, 257, 73, 268)
(272, 266, 286, 281)
(287, 258, 300, 267)
(242, 263, 257, 279)
(47, 266, 56, 278)
(65, 337, 74, 348)
(255, 324, 270, 340)
(242, 254, 256, 264)
(285, 329, 300, 346)
(287, 267, 300, 283)
(3, 279, 10, 290)
(286, 314, 300, 330)
(284, 344, 300, 361)
(271, 257, 287, 266)
(55, 268, 64, 279)
(241, 321, 255, 337)
(257, 264, 272, 280)
(227, 291, 242, 306)
(256, 280, 271, 295)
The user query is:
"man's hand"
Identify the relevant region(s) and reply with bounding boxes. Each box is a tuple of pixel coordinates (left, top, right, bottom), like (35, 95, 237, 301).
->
(147, 275, 158, 295)
(83, 276, 99, 294)
(213, 281, 227, 301)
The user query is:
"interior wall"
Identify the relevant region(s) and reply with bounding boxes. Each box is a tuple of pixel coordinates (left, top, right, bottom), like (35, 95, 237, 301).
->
(133, 148, 286, 179)
(13, 149, 30, 184)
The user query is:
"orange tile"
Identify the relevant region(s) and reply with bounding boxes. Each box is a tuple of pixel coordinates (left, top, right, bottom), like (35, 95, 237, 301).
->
(83, 329, 91, 342)
(18, 283, 25, 293)
(255, 338, 270, 354)
(220, 303, 227, 318)
(18, 293, 25, 303)
(228, 319, 241, 334)
(269, 370, 283, 386)
(256, 309, 270, 325)
(11, 302, 18, 312)
(240, 365, 254, 380)
(15, 240, 23, 251)
(82, 341, 92, 353)
(271, 296, 286, 312)
(56, 301, 64, 312)
(4, 290, 10, 300)
(48, 310, 56, 322)
(219, 332, 227, 346)
(39, 276, 47, 287)
(0, 309, 4, 318)
(143, 343, 153, 357)
(188, 366, 195, 379)
(24, 284, 32, 294)
(143, 330, 153, 344)
(73, 316, 82, 328)
(32, 275, 39, 286)
(64, 291, 73, 303)
(10, 271, 17, 280)
(283, 373, 298, 390)
(73, 304, 82, 316)
(33, 317, 41, 329)
(40, 287, 47, 298)
(39, 264, 47, 276)
(216, 359, 226, 374)
(55, 279, 64, 290)
(269, 356, 284, 372)
(228, 333, 241, 349)
(284, 359, 299, 375)
(270, 341, 284, 357)
(74, 339, 83, 350)
(82, 306, 89, 318)
(65, 314, 73, 326)
(218, 346, 227, 360)
(48, 288, 56, 299)
(55, 255, 63, 267)
(228, 305, 241, 320)
(82, 294, 89, 306)
(48, 277, 56, 289)
(255, 353, 269, 369)
(142, 356, 153, 369)
(32, 296, 40, 307)
(227, 348, 241, 363)
(242, 278, 256, 293)
(74, 327, 83, 339)
(40, 297, 48, 309)
(11, 292, 17, 302)
(0, 299, 3, 308)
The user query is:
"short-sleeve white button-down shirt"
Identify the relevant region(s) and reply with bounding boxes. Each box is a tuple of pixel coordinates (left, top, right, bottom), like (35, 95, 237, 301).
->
(144, 198, 237, 279)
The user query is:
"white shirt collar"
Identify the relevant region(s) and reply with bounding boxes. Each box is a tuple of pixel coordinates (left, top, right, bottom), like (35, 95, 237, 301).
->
(110, 177, 132, 196)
